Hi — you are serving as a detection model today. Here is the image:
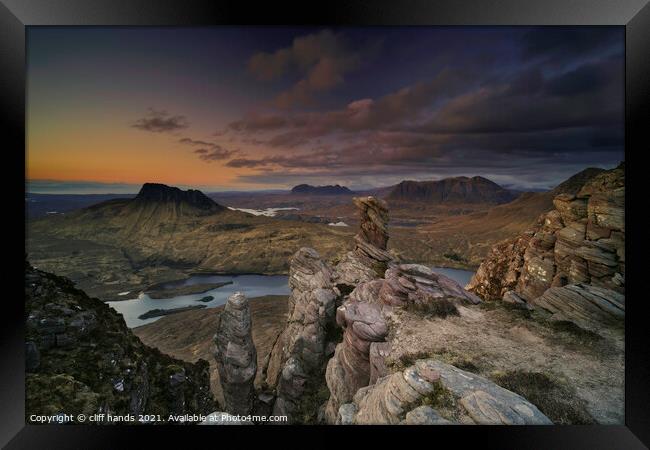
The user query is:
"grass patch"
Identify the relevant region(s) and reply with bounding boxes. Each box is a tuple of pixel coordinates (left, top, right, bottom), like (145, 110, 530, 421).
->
(543, 319, 612, 356)
(391, 350, 484, 378)
(443, 252, 466, 263)
(413, 380, 459, 422)
(397, 351, 432, 369)
(550, 320, 602, 341)
(491, 370, 595, 424)
(406, 297, 459, 318)
(371, 261, 388, 278)
(295, 376, 331, 424)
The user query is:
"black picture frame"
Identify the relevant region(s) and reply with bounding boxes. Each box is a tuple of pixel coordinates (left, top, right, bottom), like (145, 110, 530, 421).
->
(2, 0, 648, 448)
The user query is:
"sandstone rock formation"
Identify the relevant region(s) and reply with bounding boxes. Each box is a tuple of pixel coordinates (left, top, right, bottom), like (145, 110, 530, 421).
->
(532, 284, 624, 332)
(338, 359, 551, 425)
(335, 196, 393, 286)
(467, 163, 624, 331)
(324, 264, 481, 422)
(213, 292, 257, 416)
(264, 248, 340, 420)
(324, 294, 388, 421)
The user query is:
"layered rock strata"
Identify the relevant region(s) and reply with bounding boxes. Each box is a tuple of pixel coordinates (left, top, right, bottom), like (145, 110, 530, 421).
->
(213, 292, 257, 416)
(324, 264, 481, 422)
(532, 284, 624, 332)
(467, 163, 624, 330)
(339, 359, 551, 425)
(335, 196, 393, 286)
(264, 248, 340, 420)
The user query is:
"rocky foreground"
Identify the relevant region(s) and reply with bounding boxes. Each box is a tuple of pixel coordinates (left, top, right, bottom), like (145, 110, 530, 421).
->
(30, 167, 624, 425)
(25, 263, 215, 421)
(199, 188, 624, 425)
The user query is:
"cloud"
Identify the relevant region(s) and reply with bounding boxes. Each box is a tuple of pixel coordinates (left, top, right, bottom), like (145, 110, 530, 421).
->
(178, 137, 237, 162)
(248, 30, 361, 108)
(419, 59, 623, 135)
(228, 113, 288, 132)
(221, 28, 623, 190)
(132, 108, 189, 133)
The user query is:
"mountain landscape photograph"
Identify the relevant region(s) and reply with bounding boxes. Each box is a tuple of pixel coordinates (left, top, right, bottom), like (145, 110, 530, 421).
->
(25, 26, 625, 426)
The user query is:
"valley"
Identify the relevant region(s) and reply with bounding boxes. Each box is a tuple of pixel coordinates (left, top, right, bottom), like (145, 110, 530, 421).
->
(26, 170, 605, 302)
(24, 164, 625, 425)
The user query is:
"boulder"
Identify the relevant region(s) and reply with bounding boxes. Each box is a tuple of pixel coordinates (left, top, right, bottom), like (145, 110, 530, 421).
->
(380, 264, 481, 308)
(342, 359, 552, 425)
(531, 284, 624, 331)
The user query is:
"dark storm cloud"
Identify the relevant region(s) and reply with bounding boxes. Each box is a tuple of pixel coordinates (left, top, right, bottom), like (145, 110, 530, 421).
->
(226, 67, 470, 148)
(419, 62, 622, 135)
(248, 29, 363, 108)
(131, 108, 189, 133)
(223, 47, 623, 181)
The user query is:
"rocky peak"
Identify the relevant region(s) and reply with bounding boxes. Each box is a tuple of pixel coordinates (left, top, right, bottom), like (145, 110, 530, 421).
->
(551, 167, 607, 196)
(263, 248, 340, 422)
(335, 196, 393, 286)
(213, 292, 257, 416)
(133, 183, 224, 212)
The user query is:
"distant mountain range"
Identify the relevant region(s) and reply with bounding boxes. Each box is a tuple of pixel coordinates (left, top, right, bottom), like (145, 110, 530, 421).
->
(386, 176, 518, 204)
(27, 183, 352, 300)
(291, 184, 353, 195)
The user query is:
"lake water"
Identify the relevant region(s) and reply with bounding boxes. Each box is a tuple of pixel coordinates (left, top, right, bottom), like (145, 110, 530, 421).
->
(430, 267, 475, 288)
(110, 267, 475, 328)
(108, 274, 290, 328)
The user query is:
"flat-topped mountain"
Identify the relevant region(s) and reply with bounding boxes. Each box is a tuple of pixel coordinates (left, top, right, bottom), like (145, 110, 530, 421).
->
(27, 182, 354, 300)
(127, 183, 225, 214)
(387, 176, 517, 204)
(291, 184, 353, 195)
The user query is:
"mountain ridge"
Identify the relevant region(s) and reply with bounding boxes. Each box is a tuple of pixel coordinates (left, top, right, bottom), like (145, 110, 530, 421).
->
(386, 175, 518, 204)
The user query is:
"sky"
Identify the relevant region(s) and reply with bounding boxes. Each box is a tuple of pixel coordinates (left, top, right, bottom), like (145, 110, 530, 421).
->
(26, 26, 624, 194)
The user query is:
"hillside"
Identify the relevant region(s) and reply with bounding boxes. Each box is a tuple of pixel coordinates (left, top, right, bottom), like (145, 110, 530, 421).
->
(27, 183, 353, 300)
(25, 262, 215, 422)
(135, 194, 624, 425)
(389, 168, 608, 268)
